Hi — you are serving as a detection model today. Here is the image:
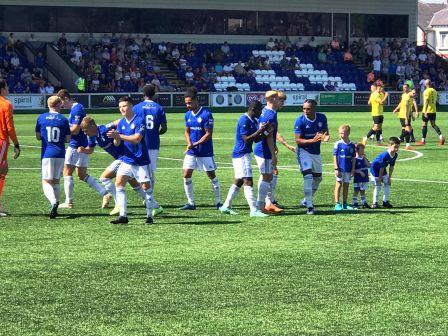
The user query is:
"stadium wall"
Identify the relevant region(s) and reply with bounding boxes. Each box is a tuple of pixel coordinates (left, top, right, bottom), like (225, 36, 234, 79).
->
(2, 0, 417, 41)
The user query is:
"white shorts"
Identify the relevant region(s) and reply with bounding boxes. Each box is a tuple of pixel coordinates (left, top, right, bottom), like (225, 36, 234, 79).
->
(354, 182, 369, 190)
(105, 159, 122, 175)
(335, 172, 352, 183)
(232, 154, 253, 179)
(297, 148, 322, 173)
(254, 155, 273, 174)
(42, 158, 65, 180)
(370, 174, 389, 186)
(117, 162, 152, 183)
(149, 149, 159, 174)
(183, 155, 216, 172)
(65, 147, 89, 168)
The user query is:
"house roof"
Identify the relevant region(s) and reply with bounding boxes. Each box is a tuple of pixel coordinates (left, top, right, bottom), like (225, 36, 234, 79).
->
(430, 7, 448, 26)
(418, 1, 446, 28)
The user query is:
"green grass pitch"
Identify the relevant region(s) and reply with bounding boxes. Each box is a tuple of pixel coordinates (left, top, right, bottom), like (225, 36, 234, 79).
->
(1, 111, 448, 335)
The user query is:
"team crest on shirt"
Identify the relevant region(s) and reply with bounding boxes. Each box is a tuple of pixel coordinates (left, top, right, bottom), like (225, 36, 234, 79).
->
(197, 117, 202, 123)
(131, 123, 135, 129)
(318, 122, 323, 127)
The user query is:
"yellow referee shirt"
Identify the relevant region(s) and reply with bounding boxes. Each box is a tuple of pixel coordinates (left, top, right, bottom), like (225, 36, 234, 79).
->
(423, 87, 438, 113)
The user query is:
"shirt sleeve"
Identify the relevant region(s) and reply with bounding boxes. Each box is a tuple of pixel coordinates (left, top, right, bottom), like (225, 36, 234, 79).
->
(87, 136, 97, 148)
(35, 116, 41, 133)
(332, 142, 338, 156)
(160, 107, 167, 124)
(294, 118, 302, 135)
(5, 102, 18, 144)
(70, 105, 84, 126)
(204, 112, 214, 129)
(321, 114, 328, 131)
(239, 118, 249, 136)
(184, 113, 189, 127)
(135, 118, 145, 135)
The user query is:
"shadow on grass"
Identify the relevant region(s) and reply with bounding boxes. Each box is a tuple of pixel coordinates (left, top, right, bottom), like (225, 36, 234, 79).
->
(281, 209, 417, 216)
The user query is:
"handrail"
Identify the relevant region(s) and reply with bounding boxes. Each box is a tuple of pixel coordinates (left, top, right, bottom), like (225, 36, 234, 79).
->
(25, 42, 62, 82)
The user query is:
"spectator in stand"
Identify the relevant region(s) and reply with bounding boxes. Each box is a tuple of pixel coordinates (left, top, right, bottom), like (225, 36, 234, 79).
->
(266, 38, 275, 51)
(221, 41, 231, 57)
(90, 75, 100, 92)
(10, 54, 20, 68)
(20, 68, 32, 85)
(381, 58, 389, 83)
(32, 67, 43, 82)
(151, 76, 161, 91)
(343, 49, 353, 64)
(222, 62, 233, 76)
(234, 61, 246, 76)
(208, 67, 218, 83)
(45, 82, 54, 94)
(101, 34, 111, 47)
(280, 55, 289, 71)
(373, 42, 382, 59)
(295, 37, 304, 51)
(75, 73, 86, 93)
(317, 48, 327, 63)
(373, 57, 381, 80)
(289, 56, 299, 70)
(396, 61, 405, 80)
(418, 51, 428, 64)
(38, 81, 46, 94)
(214, 62, 223, 76)
(14, 82, 24, 93)
(7, 33, 15, 49)
(331, 37, 340, 51)
(185, 67, 194, 85)
(308, 36, 317, 50)
(158, 42, 167, 56)
(367, 71, 375, 84)
(334, 82, 341, 91)
(324, 81, 335, 91)
(365, 41, 373, 67)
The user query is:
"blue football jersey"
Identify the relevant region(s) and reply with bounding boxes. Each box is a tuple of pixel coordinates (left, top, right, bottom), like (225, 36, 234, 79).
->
(294, 112, 328, 155)
(35, 112, 71, 159)
(253, 107, 277, 159)
(232, 114, 259, 158)
(370, 150, 398, 177)
(117, 115, 150, 166)
(354, 157, 370, 183)
(333, 140, 356, 173)
(89, 123, 123, 160)
(68, 102, 88, 148)
(185, 107, 214, 157)
(133, 100, 167, 150)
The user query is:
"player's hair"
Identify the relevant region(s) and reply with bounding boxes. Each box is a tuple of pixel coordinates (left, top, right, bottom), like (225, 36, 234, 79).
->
(56, 89, 71, 100)
(118, 96, 133, 104)
(0, 79, 7, 91)
(388, 136, 400, 145)
(303, 99, 317, 107)
(248, 100, 262, 114)
(265, 90, 278, 100)
(425, 79, 432, 87)
(276, 90, 286, 100)
(47, 95, 62, 108)
(356, 142, 365, 150)
(339, 124, 350, 132)
(80, 116, 96, 129)
(143, 84, 156, 99)
(184, 87, 198, 100)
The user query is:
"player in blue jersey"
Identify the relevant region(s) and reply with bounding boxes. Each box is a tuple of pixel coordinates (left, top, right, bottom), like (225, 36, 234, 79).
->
(133, 84, 167, 216)
(270, 91, 297, 208)
(253, 90, 283, 215)
(219, 100, 270, 217)
(370, 137, 400, 209)
(80, 116, 147, 216)
(294, 99, 330, 215)
(352, 143, 371, 209)
(180, 87, 221, 210)
(107, 96, 154, 224)
(333, 124, 356, 211)
(35, 96, 71, 219)
(56, 89, 111, 209)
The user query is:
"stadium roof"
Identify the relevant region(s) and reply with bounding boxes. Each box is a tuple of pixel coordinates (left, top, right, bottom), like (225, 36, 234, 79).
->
(429, 6, 448, 26)
(418, 1, 446, 28)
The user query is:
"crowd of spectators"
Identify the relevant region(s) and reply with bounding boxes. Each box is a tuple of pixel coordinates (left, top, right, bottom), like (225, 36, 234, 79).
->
(0, 33, 58, 94)
(351, 38, 448, 91)
(59, 33, 179, 93)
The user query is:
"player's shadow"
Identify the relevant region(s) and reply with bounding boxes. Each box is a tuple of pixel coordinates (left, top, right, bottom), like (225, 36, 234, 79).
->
(395, 205, 448, 209)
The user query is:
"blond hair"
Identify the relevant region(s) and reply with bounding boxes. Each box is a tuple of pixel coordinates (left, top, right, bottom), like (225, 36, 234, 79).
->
(47, 95, 62, 108)
(339, 124, 351, 133)
(80, 116, 95, 130)
(276, 90, 286, 100)
(265, 90, 278, 100)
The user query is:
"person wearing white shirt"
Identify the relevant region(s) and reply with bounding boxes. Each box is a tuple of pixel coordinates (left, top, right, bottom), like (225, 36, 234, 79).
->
(373, 57, 382, 78)
(10, 55, 20, 68)
(45, 83, 55, 94)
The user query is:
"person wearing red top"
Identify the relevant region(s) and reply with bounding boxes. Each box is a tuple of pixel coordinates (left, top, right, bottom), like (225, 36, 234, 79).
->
(0, 79, 21, 216)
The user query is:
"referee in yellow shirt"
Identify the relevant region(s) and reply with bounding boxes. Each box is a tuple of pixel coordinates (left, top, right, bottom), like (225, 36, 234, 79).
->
(416, 80, 445, 146)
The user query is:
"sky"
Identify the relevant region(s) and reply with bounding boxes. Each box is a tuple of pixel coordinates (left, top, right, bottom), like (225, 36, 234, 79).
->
(420, 0, 446, 3)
